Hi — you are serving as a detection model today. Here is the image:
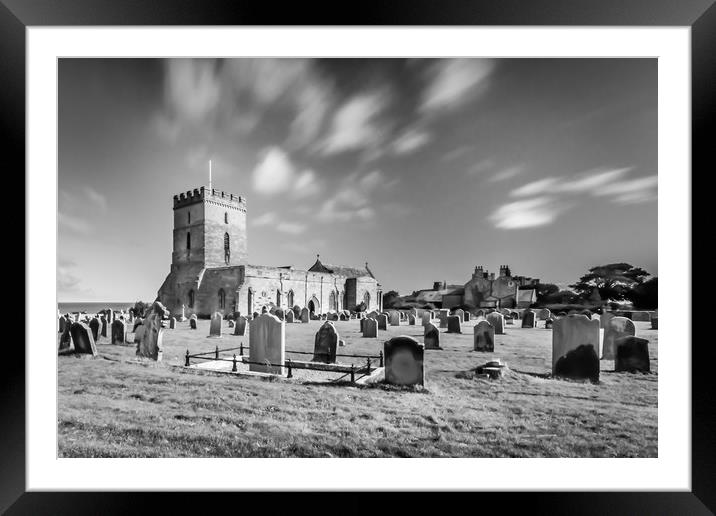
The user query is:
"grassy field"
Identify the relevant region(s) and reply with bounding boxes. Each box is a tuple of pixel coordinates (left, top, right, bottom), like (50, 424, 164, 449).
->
(58, 317, 658, 457)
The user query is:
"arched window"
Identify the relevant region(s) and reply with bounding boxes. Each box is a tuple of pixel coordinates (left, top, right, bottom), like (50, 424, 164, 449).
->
(224, 212, 228, 224)
(247, 288, 253, 315)
(187, 211, 191, 224)
(188, 290, 195, 308)
(186, 232, 191, 250)
(218, 289, 225, 309)
(276, 290, 282, 307)
(363, 291, 370, 310)
(224, 233, 230, 265)
(287, 290, 294, 308)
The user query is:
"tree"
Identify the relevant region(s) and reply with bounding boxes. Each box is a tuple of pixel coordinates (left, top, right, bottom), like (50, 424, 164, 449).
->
(133, 300, 149, 317)
(627, 277, 658, 309)
(382, 290, 400, 309)
(534, 283, 559, 304)
(569, 263, 650, 302)
(355, 301, 367, 313)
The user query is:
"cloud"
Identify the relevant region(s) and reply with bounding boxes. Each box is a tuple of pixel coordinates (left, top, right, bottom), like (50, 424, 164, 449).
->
(390, 128, 432, 155)
(466, 158, 497, 177)
(58, 212, 92, 235)
(420, 59, 495, 114)
(251, 211, 278, 227)
(164, 59, 221, 122)
(83, 186, 107, 212)
(251, 147, 296, 196)
(510, 168, 632, 197)
(57, 257, 91, 295)
(316, 170, 390, 223)
(276, 222, 307, 235)
(593, 175, 657, 204)
(489, 165, 525, 183)
(292, 170, 322, 199)
(318, 91, 390, 155)
(510, 177, 560, 197)
(490, 197, 569, 230)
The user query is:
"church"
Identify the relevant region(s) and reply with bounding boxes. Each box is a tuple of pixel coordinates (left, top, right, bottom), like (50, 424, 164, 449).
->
(156, 185, 382, 318)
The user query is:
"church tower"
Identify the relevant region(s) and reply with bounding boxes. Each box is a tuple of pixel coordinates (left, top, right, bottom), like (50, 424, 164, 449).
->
(172, 185, 247, 269)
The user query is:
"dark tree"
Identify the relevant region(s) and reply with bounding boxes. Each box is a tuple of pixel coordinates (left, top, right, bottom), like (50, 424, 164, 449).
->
(382, 290, 401, 309)
(626, 277, 658, 309)
(534, 283, 560, 304)
(569, 263, 650, 302)
(355, 301, 367, 313)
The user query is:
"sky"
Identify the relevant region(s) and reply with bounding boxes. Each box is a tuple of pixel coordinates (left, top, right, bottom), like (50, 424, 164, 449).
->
(58, 58, 657, 302)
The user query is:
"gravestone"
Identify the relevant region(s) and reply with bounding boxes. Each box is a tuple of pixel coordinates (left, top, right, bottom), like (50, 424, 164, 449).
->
(327, 312, 338, 322)
(552, 315, 600, 382)
(454, 309, 465, 322)
(423, 323, 440, 350)
(473, 321, 495, 352)
(615, 336, 650, 373)
(377, 314, 388, 331)
(209, 312, 222, 338)
(249, 313, 285, 374)
(275, 308, 285, 321)
(522, 310, 537, 328)
(89, 318, 101, 342)
(651, 317, 658, 330)
(286, 310, 295, 323)
(69, 322, 97, 356)
(486, 312, 505, 335)
(389, 311, 400, 326)
(421, 312, 431, 326)
(58, 322, 73, 352)
(408, 314, 416, 325)
(446, 315, 462, 334)
(137, 301, 168, 361)
(438, 311, 449, 329)
(58, 315, 67, 334)
(234, 315, 248, 336)
(384, 336, 424, 386)
(602, 316, 636, 360)
(505, 316, 514, 325)
(312, 321, 339, 363)
(362, 317, 378, 338)
(101, 316, 109, 337)
(300, 307, 310, 323)
(189, 316, 197, 330)
(169, 317, 177, 329)
(463, 311, 470, 322)
(538, 308, 552, 320)
(111, 319, 126, 345)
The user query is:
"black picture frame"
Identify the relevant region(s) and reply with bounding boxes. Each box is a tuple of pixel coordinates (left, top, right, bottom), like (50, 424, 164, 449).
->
(5, 0, 710, 513)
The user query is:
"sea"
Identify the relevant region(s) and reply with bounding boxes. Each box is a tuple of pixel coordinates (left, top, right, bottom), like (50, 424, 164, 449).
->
(58, 302, 135, 314)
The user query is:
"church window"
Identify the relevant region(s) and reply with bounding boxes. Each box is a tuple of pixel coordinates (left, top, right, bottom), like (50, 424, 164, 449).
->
(224, 232, 230, 265)
(329, 291, 337, 311)
(287, 290, 294, 307)
(224, 212, 228, 224)
(188, 290, 195, 308)
(188, 211, 191, 224)
(186, 232, 191, 250)
(363, 291, 370, 309)
(218, 289, 226, 309)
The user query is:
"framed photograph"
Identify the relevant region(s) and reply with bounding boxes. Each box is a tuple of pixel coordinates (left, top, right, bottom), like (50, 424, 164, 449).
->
(8, 0, 710, 512)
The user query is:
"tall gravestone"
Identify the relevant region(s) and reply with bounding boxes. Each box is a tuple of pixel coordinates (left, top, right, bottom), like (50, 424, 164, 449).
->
(602, 316, 636, 360)
(111, 319, 126, 345)
(137, 301, 168, 361)
(88, 318, 101, 342)
(234, 315, 248, 336)
(286, 310, 295, 323)
(408, 314, 416, 325)
(423, 323, 440, 350)
(438, 310, 449, 329)
(486, 312, 505, 335)
(300, 307, 310, 323)
(421, 312, 431, 326)
(313, 321, 339, 363)
(209, 312, 223, 338)
(189, 315, 198, 329)
(552, 314, 600, 382)
(101, 316, 109, 337)
(615, 336, 650, 372)
(249, 313, 285, 374)
(169, 317, 177, 329)
(446, 315, 462, 334)
(362, 317, 378, 338)
(538, 308, 551, 321)
(522, 310, 537, 328)
(389, 311, 400, 326)
(58, 322, 74, 353)
(384, 336, 424, 386)
(69, 322, 98, 356)
(463, 311, 470, 322)
(473, 321, 495, 352)
(377, 314, 388, 331)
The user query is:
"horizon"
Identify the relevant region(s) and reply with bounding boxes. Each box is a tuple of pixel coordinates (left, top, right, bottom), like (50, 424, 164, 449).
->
(58, 58, 657, 302)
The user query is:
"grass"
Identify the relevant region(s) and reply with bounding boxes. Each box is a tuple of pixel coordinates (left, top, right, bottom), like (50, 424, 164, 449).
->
(57, 317, 658, 457)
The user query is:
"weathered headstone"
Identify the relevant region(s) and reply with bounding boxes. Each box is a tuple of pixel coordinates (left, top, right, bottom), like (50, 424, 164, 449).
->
(137, 301, 168, 361)
(313, 321, 339, 363)
(615, 336, 650, 373)
(552, 315, 600, 382)
(408, 314, 416, 325)
(362, 317, 378, 338)
(446, 315, 462, 334)
(454, 309, 465, 322)
(111, 319, 126, 345)
(58, 315, 67, 334)
(88, 317, 101, 342)
(100, 316, 109, 337)
(234, 315, 248, 336)
(169, 317, 177, 329)
(602, 316, 636, 360)
(249, 313, 285, 374)
(58, 322, 73, 352)
(423, 323, 440, 350)
(473, 321, 495, 352)
(300, 307, 310, 323)
(209, 312, 222, 338)
(486, 312, 505, 335)
(463, 311, 470, 322)
(189, 316, 197, 329)
(438, 310, 449, 329)
(389, 311, 400, 326)
(377, 314, 388, 331)
(537, 308, 552, 321)
(522, 310, 537, 328)
(69, 322, 97, 356)
(286, 310, 295, 323)
(384, 336, 424, 386)
(421, 312, 431, 326)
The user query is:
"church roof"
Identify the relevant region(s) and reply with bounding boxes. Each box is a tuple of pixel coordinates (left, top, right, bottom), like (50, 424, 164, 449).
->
(308, 256, 375, 279)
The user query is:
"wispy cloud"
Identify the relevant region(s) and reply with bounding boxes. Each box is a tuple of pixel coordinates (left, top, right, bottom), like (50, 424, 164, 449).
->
(420, 59, 495, 115)
(292, 170, 322, 199)
(510, 168, 632, 197)
(490, 197, 570, 230)
(489, 165, 525, 183)
(58, 212, 92, 235)
(83, 186, 108, 212)
(57, 257, 92, 295)
(390, 128, 432, 155)
(593, 175, 657, 204)
(316, 170, 391, 223)
(318, 91, 390, 156)
(251, 211, 278, 227)
(276, 222, 307, 235)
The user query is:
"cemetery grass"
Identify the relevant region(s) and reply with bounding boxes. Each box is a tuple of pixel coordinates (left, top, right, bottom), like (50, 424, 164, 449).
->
(58, 319, 658, 458)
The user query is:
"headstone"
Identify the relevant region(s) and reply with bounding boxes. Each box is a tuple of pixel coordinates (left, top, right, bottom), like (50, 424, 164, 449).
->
(602, 316, 636, 360)
(105, 309, 114, 323)
(615, 336, 650, 373)
(169, 317, 177, 329)
(454, 309, 465, 322)
(486, 312, 505, 335)
(650, 317, 658, 330)
(261, 306, 268, 314)
(408, 314, 416, 325)
(473, 321, 495, 352)
(384, 336, 424, 386)
(312, 321, 338, 363)
(100, 316, 109, 337)
(300, 307, 310, 323)
(505, 316, 514, 325)
(111, 319, 126, 345)
(189, 316, 197, 330)
(438, 310, 449, 329)
(58, 322, 73, 352)
(234, 315, 248, 336)
(89, 317, 101, 342)
(69, 322, 97, 356)
(421, 312, 431, 326)
(362, 317, 378, 338)
(58, 315, 67, 334)
(389, 311, 400, 326)
(286, 310, 295, 323)
(423, 323, 440, 349)
(137, 301, 168, 361)
(463, 311, 470, 323)
(446, 315, 462, 334)
(249, 313, 285, 374)
(552, 315, 600, 382)
(209, 312, 223, 337)
(522, 310, 537, 328)
(377, 314, 388, 331)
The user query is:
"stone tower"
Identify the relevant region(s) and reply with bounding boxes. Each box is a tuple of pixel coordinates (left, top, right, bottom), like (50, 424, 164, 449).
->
(172, 185, 247, 269)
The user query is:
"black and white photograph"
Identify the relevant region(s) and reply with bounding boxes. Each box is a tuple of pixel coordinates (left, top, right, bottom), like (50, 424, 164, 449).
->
(56, 56, 660, 459)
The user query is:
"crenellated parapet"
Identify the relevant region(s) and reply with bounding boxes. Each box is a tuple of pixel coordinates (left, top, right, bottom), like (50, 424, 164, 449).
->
(173, 186, 246, 211)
